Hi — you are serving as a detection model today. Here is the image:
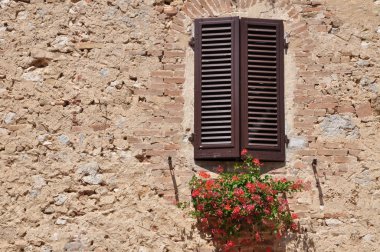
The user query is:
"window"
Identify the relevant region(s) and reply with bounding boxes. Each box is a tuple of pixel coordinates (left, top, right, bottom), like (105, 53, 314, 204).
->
(194, 17, 285, 161)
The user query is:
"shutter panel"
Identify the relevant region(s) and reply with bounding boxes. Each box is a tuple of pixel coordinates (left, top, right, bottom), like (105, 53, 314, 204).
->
(194, 17, 240, 160)
(240, 18, 285, 161)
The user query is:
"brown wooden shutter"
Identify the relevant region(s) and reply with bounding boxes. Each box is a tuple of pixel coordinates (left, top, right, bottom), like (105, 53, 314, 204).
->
(194, 17, 240, 160)
(240, 18, 285, 161)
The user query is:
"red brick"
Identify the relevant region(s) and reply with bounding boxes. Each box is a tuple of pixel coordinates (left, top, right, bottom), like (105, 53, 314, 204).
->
(337, 105, 355, 113)
(355, 102, 372, 118)
(164, 143, 180, 150)
(294, 122, 315, 129)
(198, 0, 215, 16)
(317, 149, 348, 156)
(313, 109, 327, 116)
(295, 109, 315, 116)
(293, 24, 308, 35)
(150, 70, 173, 78)
(308, 102, 337, 110)
(324, 142, 343, 149)
(146, 50, 163, 57)
(297, 149, 317, 156)
(314, 25, 327, 32)
(164, 89, 182, 96)
(164, 77, 185, 84)
(173, 70, 185, 77)
(71, 126, 85, 132)
(171, 23, 185, 33)
(145, 150, 177, 157)
(90, 123, 109, 131)
(150, 77, 164, 83)
(126, 136, 141, 144)
(294, 95, 313, 103)
(164, 50, 185, 58)
(163, 64, 185, 70)
(133, 88, 164, 96)
(333, 156, 351, 163)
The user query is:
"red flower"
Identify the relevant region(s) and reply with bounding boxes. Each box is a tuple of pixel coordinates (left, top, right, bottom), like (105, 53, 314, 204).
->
(216, 165, 224, 173)
(291, 213, 298, 219)
(232, 206, 240, 215)
(246, 204, 255, 212)
(196, 204, 204, 211)
(216, 209, 223, 217)
(241, 148, 248, 156)
(198, 171, 210, 179)
(246, 182, 256, 193)
(201, 218, 208, 225)
(225, 240, 235, 249)
(266, 195, 274, 203)
(253, 158, 262, 166)
(291, 222, 298, 231)
(233, 188, 244, 197)
(280, 177, 287, 183)
(205, 179, 215, 190)
(224, 204, 231, 211)
(255, 231, 261, 241)
(251, 194, 260, 202)
(291, 179, 304, 190)
(264, 208, 270, 215)
(266, 247, 272, 252)
(191, 189, 200, 197)
(232, 175, 239, 181)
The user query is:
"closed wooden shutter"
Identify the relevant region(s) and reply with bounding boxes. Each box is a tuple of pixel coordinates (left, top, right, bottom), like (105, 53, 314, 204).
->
(240, 18, 285, 161)
(194, 17, 240, 160)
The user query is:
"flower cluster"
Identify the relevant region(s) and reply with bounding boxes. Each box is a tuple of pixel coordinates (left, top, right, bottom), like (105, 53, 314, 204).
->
(189, 150, 304, 251)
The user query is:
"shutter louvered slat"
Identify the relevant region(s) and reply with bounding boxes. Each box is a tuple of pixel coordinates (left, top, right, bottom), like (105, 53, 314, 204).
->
(194, 17, 240, 159)
(241, 18, 285, 161)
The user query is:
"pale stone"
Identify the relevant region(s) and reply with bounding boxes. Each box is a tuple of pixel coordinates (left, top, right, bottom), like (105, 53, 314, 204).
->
(54, 194, 67, 206)
(77, 162, 100, 175)
(51, 36, 69, 49)
(22, 71, 43, 82)
(288, 137, 308, 149)
(326, 218, 343, 226)
(82, 174, 103, 185)
(55, 217, 67, 225)
(63, 241, 82, 251)
(32, 175, 46, 189)
(99, 195, 116, 205)
(321, 115, 359, 138)
(58, 134, 70, 145)
(3, 112, 16, 124)
(362, 234, 374, 243)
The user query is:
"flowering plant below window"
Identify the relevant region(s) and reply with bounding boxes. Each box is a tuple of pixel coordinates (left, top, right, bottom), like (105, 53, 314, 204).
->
(189, 150, 304, 251)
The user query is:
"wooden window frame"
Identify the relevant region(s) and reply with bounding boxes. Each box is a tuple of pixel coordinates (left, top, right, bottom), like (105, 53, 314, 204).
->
(194, 17, 285, 162)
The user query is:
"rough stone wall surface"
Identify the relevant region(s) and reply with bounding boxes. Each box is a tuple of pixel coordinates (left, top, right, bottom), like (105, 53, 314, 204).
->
(0, 0, 379, 251)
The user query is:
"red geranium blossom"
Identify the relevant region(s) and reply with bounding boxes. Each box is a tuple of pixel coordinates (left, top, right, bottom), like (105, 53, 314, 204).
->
(198, 171, 210, 179)
(191, 189, 200, 197)
(225, 240, 236, 250)
(241, 148, 248, 156)
(253, 158, 262, 166)
(224, 204, 231, 211)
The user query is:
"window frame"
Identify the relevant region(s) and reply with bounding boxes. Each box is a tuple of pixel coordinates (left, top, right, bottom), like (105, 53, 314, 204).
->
(194, 17, 285, 162)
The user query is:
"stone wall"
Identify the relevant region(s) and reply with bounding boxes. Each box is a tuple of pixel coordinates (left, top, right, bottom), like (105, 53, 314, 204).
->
(0, 0, 379, 251)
